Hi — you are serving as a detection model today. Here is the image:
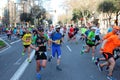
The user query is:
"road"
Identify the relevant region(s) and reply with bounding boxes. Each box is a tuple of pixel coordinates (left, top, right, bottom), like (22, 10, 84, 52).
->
(0, 34, 120, 80)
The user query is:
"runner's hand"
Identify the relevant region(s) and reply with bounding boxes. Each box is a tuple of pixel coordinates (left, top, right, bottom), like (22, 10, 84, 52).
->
(48, 47, 51, 51)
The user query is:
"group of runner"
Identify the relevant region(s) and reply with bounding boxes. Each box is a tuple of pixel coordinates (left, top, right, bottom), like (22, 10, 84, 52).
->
(21, 25, 63, 79)
(79, 23, 120, 80)
(20, 23, 120, 80)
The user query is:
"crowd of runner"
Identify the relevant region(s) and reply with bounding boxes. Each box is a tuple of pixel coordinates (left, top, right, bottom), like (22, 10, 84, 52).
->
(1, 22, 120, 80)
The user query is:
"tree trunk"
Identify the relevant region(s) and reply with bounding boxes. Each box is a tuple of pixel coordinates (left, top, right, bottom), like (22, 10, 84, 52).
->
(115, 11, 118, 26)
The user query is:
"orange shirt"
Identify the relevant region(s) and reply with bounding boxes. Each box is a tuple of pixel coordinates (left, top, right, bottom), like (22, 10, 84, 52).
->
(103, 31, 115, 40)
(102, 35, 120, 54)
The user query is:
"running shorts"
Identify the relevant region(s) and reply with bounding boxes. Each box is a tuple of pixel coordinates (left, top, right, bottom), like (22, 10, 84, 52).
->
(102, 52, 113, 60)
(52, 46, 61, 58)
(35, 51, 47, 60)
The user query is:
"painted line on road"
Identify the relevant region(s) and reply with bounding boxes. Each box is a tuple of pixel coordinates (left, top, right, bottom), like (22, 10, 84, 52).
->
(14, 58, 22, 65)
(0, 36, 7, 38)
(10, 50, 35, 80)
(0, 38, 11, 54)
(66, 45, 72, 52)
(10, 39, 21, 44)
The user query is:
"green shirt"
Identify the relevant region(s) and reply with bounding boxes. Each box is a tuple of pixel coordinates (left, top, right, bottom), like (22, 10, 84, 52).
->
(32, 35, 37, 45)
(81, 28, 86, 34)
(44, 33, 48, 40)
(87, 31, 95, 44)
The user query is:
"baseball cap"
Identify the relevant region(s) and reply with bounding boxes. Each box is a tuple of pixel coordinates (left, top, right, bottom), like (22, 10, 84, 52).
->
(55, 25, 60, 29)
(37, 27, 44, 32)
(113, 26, 120, 30)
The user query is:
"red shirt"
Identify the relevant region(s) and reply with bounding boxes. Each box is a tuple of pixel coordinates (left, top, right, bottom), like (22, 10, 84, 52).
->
(69, 27, 74, 34)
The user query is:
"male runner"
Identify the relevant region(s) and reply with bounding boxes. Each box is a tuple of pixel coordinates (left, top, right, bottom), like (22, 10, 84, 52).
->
(81, 27, 97, 61)
(48, 25, 63, 71)
(35, 27, 50, 79)
(22, 28, 35, 63)
(97, 32, 120, 80)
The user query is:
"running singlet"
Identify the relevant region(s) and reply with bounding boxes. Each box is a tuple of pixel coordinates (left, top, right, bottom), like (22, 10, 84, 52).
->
(22, 33, 32, 45)
(36, 34, 48, 52)
(87, 31, 95, 44)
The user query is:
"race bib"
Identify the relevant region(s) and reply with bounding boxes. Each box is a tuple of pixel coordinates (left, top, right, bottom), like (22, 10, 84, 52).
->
(55, 40, 61, 44)
(26, 36, 31, 42)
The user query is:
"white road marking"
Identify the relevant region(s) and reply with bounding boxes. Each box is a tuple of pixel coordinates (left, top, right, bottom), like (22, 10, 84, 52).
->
(10, 39, 21, 44)
(0, 38, 11, 54)
(1, 36, 7, 38)
(66, 45, 72, 52)
(14, 58, 22, 65)
(10, 50, 35, 80)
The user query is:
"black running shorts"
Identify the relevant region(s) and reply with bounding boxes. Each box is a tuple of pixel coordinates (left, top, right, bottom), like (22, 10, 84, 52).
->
(102, 52, 113, 60)
(23, 45, 30, 48)
(35, 51, 47, 60)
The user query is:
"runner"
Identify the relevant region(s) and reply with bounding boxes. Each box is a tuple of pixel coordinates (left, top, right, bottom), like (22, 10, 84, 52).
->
(73, 25, 79, 44)
(48, 25, 63, 71)
(47, 26, 53, 39)
(81, 27, 96, 62)
(60, 26, 64, 42)
(95, 26, 120, 64)
(83, 27, 91, 49)
(94, 23, 101, 48)
(7, 27, 12, 40)
(79, 26, 86, 41)
(32, 30, 37, 46)
(35, 27, 50, 79)
(97, 32, 120, 80)
(21, 28, 35, 63)
(68, 25, 74, 41)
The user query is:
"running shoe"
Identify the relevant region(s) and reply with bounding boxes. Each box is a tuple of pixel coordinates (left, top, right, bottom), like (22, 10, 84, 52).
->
(92, 57, 95, 62)
(94, 57, 99, 65)
(48, 56, 52, 62)
(82, 44, 85, 49)
(36, 73, 41, 80)
(106, 66, 109, 71)
(27, 58, 31, 63)
(97, 63, 103, 71)
(22, 52, 25, 56)
(80, 50, 84, 55)
(56, 66, 62, 71)
(107, 75, 117, 80)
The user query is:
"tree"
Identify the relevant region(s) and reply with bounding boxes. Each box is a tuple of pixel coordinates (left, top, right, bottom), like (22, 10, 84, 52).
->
(20, 13, 31, 22)
(30, 5, 46, 25)
(64, 0, 103, 25)
(113, 0, 120, 25)
(97, 0, 116, 25)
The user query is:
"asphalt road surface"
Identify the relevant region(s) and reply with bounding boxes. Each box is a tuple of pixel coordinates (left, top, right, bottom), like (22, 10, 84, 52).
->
(0, 34, 120, 80)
